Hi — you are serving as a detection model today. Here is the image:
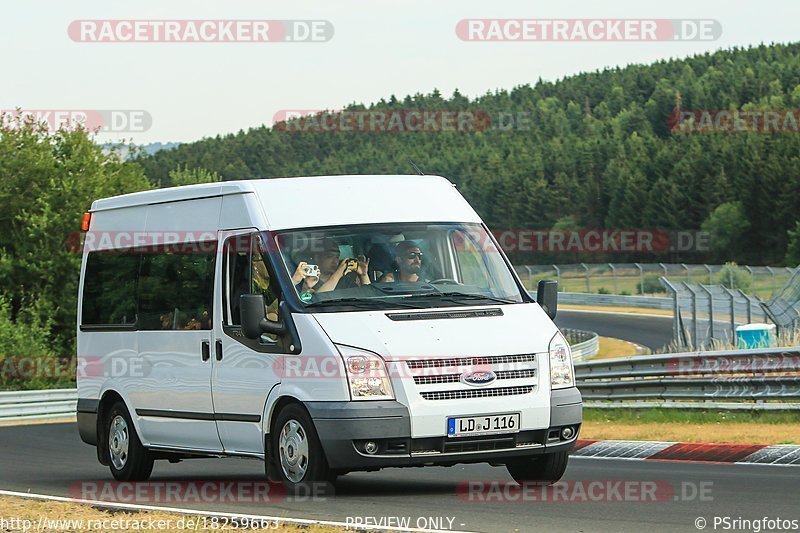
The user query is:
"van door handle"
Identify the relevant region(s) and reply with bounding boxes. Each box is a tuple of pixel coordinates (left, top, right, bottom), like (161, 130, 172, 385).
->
(215, 339, 223, 361)
(201, 340, 210, 362)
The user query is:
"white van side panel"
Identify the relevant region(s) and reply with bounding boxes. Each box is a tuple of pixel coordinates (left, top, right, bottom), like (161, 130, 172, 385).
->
(132, 197, 223, 450)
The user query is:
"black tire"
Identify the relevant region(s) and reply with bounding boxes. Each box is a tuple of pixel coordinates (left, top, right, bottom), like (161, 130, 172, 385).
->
(106, 401, 154, 481)
(271, 404, 335, 493)
(506, 451, 570, 485)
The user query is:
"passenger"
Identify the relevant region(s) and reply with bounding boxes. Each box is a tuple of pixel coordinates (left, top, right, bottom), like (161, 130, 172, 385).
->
(379, 241, 424, 283)
(253, 254, 279, 321)
(293, 238, 370, 294)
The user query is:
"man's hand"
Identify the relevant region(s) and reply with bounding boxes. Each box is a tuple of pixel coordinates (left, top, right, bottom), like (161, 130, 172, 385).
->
(356, 255, 370, 277)
(356, 256, 371, 285)
(292, 261, 309, 284)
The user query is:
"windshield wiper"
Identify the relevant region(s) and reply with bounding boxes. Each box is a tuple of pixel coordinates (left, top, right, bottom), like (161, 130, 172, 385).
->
(305, 297, 418, 309)
(403, 292, 517, 305)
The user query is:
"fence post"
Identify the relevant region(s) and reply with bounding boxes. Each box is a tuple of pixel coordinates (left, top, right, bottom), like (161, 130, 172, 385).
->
(738, 288, 752, 324)
(766, 266, 776, 295)
(700, 284, 715, 343)
(681, 263, 690, 282)
(581, 262, 590, 293)
(721, 286, 737, 344)
(745, 265, 755, 295)
(608, 263, 617, 294)
(524, 266, 532, 289)
(704, 264, 713, 285)
(661, 277, 682, 348)
(682, 282, 698, 349)
(553, 265, 561, 285)
(635, 263, 644, 295)
(659, 262, 668, 279)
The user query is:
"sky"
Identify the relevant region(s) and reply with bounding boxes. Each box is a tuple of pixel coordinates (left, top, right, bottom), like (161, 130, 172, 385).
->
(2, 0, 799, 144)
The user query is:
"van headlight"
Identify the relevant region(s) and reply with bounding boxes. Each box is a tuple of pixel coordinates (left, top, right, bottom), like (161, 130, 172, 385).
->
(549, 331, 575, 389)
(336, 345, 395, 401)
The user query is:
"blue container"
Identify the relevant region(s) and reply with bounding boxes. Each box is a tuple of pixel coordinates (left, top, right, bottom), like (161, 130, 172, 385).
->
(736, 324, 776, 349)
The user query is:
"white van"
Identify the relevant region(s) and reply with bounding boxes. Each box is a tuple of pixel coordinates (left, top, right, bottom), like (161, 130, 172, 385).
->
(76, 175, 581, 490)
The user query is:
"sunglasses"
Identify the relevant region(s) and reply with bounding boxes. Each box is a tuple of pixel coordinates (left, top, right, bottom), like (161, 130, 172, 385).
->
(405, 252, 423, 259)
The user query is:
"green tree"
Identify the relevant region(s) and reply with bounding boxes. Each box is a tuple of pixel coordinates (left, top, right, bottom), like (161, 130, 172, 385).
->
(0, 117, 151, 356)
(701, 202, 750, 261)
(167, 166, 221, 187)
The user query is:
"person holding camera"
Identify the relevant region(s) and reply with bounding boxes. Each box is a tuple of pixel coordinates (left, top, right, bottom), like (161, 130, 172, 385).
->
(293, 238, 370, 294)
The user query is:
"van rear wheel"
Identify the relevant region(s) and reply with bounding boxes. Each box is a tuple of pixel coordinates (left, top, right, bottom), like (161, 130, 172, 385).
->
(106, 401, 154, 481)
(272, 404, 335, 493)
(506, 451, 569, 485)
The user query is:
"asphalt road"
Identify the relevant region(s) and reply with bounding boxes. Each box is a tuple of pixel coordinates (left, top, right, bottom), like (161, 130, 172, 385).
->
(1, 423, 797, 532)
(555, 310, 674, 351)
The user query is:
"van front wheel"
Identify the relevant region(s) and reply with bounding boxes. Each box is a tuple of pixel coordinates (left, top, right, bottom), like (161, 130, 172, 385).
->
(506, 451, 569, 485)
(106, 401, 154, 481)
(272, 404, 334, 492)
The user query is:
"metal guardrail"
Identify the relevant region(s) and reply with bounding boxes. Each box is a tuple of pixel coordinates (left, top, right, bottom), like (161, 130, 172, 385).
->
(0, 389, 77, 421)
(557, 292, 673, 310)
(518, 263, 798, 300)
(528, 290, 673, 310)
(562, 328, 600, 362)
(576, 347, 800, 408)
(3, 348, 799, 419)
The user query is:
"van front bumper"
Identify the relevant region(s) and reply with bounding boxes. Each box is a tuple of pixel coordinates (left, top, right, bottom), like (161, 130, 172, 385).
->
(306, 388, 582, 471)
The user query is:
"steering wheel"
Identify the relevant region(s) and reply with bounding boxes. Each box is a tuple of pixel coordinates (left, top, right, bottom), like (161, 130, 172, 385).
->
(428, 278, 460, 285)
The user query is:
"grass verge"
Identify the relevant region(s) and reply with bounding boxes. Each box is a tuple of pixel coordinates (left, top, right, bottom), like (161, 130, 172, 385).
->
(592, 337, 645, 359)
(581, 408, 800, 444)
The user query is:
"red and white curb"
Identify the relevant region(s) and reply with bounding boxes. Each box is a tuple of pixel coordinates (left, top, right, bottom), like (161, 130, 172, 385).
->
(572, 439, 800, 466)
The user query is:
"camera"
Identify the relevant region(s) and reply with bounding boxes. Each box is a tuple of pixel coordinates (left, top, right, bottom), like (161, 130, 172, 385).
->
(344, 258, 358, 273)
(303, 264, 320, 278)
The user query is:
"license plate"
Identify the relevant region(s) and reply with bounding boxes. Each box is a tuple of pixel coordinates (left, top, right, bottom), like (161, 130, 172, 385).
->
(447, 413, 520, 437)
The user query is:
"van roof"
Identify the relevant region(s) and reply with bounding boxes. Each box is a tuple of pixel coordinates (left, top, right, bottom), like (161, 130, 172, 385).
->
(91, 174, 482, 230)
(91, 175, 451, 212)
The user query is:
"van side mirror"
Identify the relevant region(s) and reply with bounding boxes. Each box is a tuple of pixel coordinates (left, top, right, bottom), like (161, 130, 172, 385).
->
(240, 294, 286, 339)
(537, 280, 558, 320)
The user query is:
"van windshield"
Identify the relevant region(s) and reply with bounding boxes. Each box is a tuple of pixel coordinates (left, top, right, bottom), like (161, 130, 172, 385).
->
(272, 223, 524, 309)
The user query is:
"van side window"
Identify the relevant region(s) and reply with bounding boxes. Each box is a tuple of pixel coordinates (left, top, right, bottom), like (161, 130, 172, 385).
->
(82, 251, 139, 326)
(224, 234, 280, 340)
(224, 235, 250, 326)
(138, 243, 216, 331)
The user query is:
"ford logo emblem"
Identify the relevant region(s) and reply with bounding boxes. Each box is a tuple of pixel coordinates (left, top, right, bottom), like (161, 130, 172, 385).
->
(460, 370, 497, 387)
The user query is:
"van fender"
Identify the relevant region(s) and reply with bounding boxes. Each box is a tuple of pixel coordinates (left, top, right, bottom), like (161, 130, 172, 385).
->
(97, 380, 149, 447)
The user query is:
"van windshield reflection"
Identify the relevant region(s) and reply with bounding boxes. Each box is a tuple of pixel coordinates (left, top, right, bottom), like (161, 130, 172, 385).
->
(273, 223, 524, 309)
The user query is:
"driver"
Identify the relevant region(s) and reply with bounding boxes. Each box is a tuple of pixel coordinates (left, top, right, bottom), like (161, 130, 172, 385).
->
(379, 240, 425, 283)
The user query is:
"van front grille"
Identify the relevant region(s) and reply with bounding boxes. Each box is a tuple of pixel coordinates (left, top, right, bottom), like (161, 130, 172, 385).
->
(405, 354, 536, 370)
(420, 385, 534, 401)
(413, 369, 536, 386)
